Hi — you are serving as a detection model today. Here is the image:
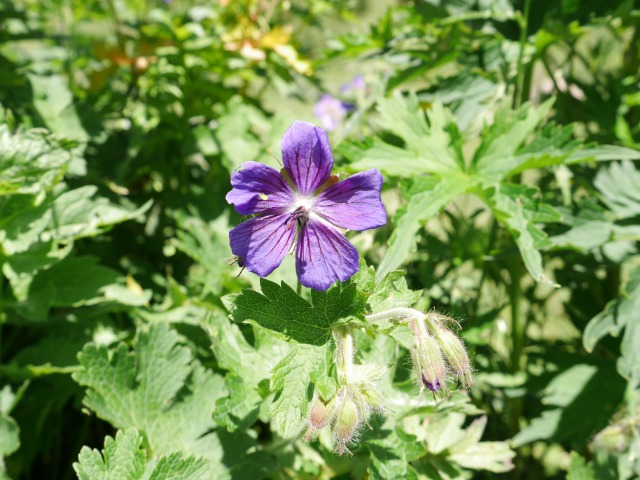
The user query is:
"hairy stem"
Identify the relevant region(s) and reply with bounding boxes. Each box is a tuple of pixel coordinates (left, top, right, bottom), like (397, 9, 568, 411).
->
(365, 308, 423, 324)
(333, 327, 354, 384)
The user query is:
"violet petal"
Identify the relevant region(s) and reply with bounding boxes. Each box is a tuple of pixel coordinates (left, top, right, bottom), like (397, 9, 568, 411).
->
(315, 169, 386, 231)
(229, 213, 295, 277)
(422, 375, 441, 392)
(295, 219, 359, 290)
(226, 161, 294, 216)
(282, 121, 333, 196)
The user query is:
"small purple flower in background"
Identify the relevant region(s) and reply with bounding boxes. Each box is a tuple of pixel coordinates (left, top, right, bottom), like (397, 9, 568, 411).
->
(340, 74, 366, 94)
(226, 121, 386, 290)
(313, 94, 348, 131)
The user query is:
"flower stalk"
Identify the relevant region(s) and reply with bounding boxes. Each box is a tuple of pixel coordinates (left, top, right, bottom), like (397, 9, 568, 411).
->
(305, 326, 386, 454)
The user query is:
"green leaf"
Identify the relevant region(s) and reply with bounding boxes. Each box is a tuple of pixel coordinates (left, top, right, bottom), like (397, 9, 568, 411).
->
(417, 73, 500, 130)
(216, 97, 263, 172)
(270, 343, 334, 438)
(27, 73, 89, 141)
(566, 145, 640, 165)
(148, 452, 212, 480)
(551, 220, 615, 251)
(344, 138, 424, 177)
(567, 452, 596, 480)
(74, 429, 146, 480)
(170, 212, 233, 297)
(512, 363, 625, 447)
(350, 93, 464, 176)
(472, 99, 554, 182)
(584, 266, 640, 388)
(2, 240, 72, 302)
(73, 429, 213, 480)
(449, 440, 516, 473)
(377, 175, 473, 279)
(73, 323, 227, 467)
(594, 161, 640, 219)
(206, 312, 291, 387)
(0, 185, 151, 256)
(0, 123, 79, 196)
(367, 428, 425, 480)
(0, 386, 20, 477)
(11, 256, 140, 321)
(38, 186, 152, 244)
(213, 374, 262, 432)
(222, 278, 366, 345)
(449, 417, 515, 473)
(367, 270, 422, 313)
(488, 185, 559, 285)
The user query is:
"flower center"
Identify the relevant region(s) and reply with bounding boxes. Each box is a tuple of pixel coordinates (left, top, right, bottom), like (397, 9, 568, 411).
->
(287, 198, 313, 230)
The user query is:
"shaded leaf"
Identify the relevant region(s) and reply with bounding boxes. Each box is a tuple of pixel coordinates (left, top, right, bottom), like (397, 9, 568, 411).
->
(270, 343, 334, 438)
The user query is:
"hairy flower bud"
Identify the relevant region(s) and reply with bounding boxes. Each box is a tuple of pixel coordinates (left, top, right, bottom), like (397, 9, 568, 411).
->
(360, 386, 385, 412)
(334, 395, 359, 454)
(309, 396, 336, 430)
(434, 327, 473, 388)
(304, 396, 337, 441)
(591, 424, 632, 454)
(412, 318, 446, 392)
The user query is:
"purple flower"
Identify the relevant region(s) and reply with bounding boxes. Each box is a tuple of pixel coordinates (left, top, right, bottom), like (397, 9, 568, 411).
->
(226, 121, 386, 290)
(340, 74, 366, 94)
(313, 94, 348, 131)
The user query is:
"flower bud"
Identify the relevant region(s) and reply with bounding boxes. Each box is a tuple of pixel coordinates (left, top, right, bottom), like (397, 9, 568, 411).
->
(308, 396, 336, 430)
(591, 424, 631, 453)
(360, 386, 385, 412)
(412, 318, 446, 392)
(305, 396, 336, 440)
(434, 327, 473, 388)
(334, 396, 359, 454)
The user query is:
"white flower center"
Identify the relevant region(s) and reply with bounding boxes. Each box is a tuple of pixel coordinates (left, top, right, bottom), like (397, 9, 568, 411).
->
(293, 197, 314, 212)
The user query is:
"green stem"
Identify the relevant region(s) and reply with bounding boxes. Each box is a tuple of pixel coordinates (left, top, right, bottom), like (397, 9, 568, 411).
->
(333, 327, 354, 385)
(513, 0, 532, 108)
(0, 364, 81, 381)
(365, 307, 422, 324)
(296, 280, 302, 296)
(508, 257, 524, 373)
(472, 218, 498, 317)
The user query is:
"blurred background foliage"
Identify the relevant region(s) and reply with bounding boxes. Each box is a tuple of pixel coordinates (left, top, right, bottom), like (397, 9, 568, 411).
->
(0, 0, 639, 478)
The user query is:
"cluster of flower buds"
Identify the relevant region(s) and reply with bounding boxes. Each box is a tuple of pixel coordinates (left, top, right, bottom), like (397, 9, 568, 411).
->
(305, 380, 384, 455)
(410, 313, 473, 394)
(305, 330, 385, 454)
(591, 417, 637, 454)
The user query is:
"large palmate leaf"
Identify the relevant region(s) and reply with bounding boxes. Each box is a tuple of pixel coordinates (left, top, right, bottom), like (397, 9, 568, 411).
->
(471, 99, 555, 183)
(349, 92, 465, 176)
(74, 429, 213, 480)
(73, 323, 228, 471)
(344, 94, 639, 283)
